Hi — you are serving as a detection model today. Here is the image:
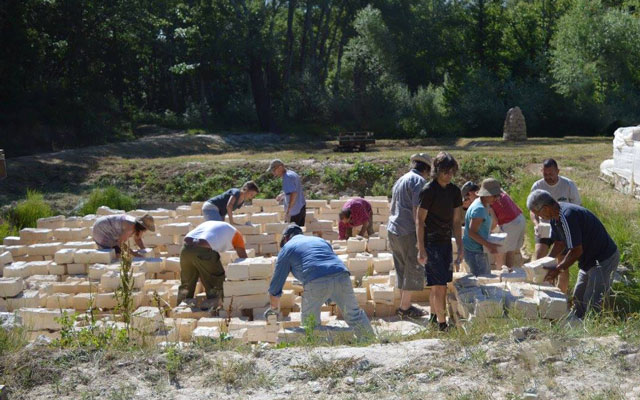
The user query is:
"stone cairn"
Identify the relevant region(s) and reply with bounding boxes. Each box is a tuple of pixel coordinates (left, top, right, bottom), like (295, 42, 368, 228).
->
(502, 106, 527, 141)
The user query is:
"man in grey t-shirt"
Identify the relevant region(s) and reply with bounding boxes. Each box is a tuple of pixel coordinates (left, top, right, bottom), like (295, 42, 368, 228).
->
(387, 153, 431, 318)
(529, 158, 581, 292)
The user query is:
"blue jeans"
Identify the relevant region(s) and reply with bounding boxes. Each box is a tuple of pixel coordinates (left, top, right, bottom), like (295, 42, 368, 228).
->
(202, 207, 223, 222)
(302, 272, 373, 338)
(464, 250, 491, 276)
(573, 249, 619, 319)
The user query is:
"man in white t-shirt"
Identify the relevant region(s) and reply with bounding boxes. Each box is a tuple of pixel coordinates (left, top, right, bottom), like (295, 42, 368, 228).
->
(529, 158, 581, 292)
(178, 221, 248, 306)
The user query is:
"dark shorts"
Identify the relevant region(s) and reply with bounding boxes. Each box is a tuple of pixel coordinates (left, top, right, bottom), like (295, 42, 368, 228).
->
(425, 241, 453, 287)
(290, 205, 306, 227)
(535, 237, 553, 246)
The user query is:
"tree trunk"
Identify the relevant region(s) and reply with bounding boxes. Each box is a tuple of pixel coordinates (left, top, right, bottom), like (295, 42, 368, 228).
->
(248, 56, 275, 132)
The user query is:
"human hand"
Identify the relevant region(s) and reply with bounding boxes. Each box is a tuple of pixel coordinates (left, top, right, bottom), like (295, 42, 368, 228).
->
(456, 248, 464, 265)
(418, 249, 427, 265)
(284, 213, 291, 223)
(276, 193, 284, 203)
(544, 267, 560, 283)
(534, 224, 540, 237)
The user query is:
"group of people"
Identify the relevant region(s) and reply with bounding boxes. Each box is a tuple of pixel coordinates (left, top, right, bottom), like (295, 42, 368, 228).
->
(91, 153, 619, 337)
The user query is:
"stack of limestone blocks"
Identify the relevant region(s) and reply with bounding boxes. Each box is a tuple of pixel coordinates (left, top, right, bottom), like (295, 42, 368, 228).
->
(1, 196, 428, 343)
(448, 256, 568, 325)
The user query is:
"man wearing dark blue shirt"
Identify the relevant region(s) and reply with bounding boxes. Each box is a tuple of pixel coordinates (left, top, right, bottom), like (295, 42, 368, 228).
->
(266, 224, 373, 338)
(527, 190, 619, 319)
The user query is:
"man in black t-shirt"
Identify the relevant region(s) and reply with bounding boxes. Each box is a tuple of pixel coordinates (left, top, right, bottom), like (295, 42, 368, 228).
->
(416, 152, 463, 331)
(527, 189, 619, 319)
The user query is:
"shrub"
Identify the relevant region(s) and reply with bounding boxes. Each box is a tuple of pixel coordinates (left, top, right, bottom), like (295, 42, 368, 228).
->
(8, 189, 53, 230)
(81, 186, 137, 215)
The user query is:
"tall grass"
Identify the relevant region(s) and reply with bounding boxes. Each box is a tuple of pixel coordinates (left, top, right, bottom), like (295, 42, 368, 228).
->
(7, 189, 53, 230)
(81, 186, 137, 215)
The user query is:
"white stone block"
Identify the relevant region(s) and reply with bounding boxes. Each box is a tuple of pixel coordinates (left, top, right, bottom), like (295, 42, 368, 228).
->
(6, 290, 40, 311)
(222, 293, 270, 310)
(131, 306, 163, 333)
(74, 249, 114, 264)
(0, 277, 24, 297)
(18, 308, 74, 331)
(5, 245, 27, 257)
(67, 263, 87, 275)
(165, 257, 181, 273)
(244, 233, 277, 245)
(235, 224, 262, 235)
(223, 280, 269, 297)
(0, 251, 13, 265)
(88, 264, 108, 280)
(61, 241, 96, 250)
(48, 263, 66, 275)
(46, 293, 71, 309)
(27, 242, 62, 256)
(20, 228, 53, 244)
(537, 290, 568, 319)
(54, 248, 76, 265)
(3, 236, 23, 246)
(346, 236, 367, 253)
(226, 260, 250, 281)
(192, 326, 220, 340)
(96, 292, 118, 309)
(353, 287, 367, 306)
(37, 215, 65, 229)
(373, 253, 394, 273)
(249, 213, 279, 224)
(159, 223, 192, 236)
(523, 257, 557, 284)
(367, 237, 387, 252)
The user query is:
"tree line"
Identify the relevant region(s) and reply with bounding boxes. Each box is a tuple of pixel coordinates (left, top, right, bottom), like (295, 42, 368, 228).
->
(2, 0, 640, 156)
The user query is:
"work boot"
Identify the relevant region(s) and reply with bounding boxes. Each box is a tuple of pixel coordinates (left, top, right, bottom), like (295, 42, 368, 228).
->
(438, 322, 452, 332)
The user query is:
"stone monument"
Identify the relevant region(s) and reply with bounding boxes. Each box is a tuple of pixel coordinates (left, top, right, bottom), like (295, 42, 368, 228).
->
(502, 106, 527, 141)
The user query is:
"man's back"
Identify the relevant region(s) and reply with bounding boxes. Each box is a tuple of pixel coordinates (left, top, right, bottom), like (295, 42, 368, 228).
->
(276, 235, 347, 284)
(388, 170, 425, 236)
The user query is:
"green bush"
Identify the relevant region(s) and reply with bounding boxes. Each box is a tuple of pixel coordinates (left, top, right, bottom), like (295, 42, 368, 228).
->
(0, 222, 18, 242)
(8, 190, 53, 230)
(81, 187, 137, 215)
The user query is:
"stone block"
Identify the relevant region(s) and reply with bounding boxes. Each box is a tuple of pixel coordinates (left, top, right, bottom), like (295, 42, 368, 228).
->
(88, 264, 109, 280)
(53, 227, 89, 242)
(223, 279, 269, 297)
(36, 215, 65, 229)
(500, 268, 527, 283)
(67, 263, 87, 275)
(306, 220, 334, 232)
(474, 298, 504, 319)
(71, 293, 95, 311)
(26, 261, 51, 276)
(18, 308, 74, 331)
(52, 281, 80, 294)
(0, 277, 24, 297)
(244, 233, 277, 245)
(46, 293, 71, 309)
(76, 280, 98, 294)
(176, 205, 199, 217)
(226, 260, 250, 281)
(5, 245, 27, 257)
(20, 228, 53, 244)
(353, 288, 367, 306)
(249, 213, 279, 224)
(95, 292, 118, 309)
(263, 222, 288, 234)
(537, 290, 568, 319)
(507, 296, 538, 319)
(61, 241, 96, 250)
(133, 257, 164, 273)
(222, 293, 270, 310)
(27, 242, 62, 256)
(74, 249, 114, 264)
(367, 237, 387, 252)
(6, 290, 39, 311)
(192, 326, 220, 340)
(144, 234, 174, 247)
(0, 251, 13, 266)
(131, 306, 163, 333)
(235, 224, 262, 235)
(248, 258, 273, 279)
(347, 255, 372, 276)
(373, 253, 394, 273)
(54, 248, 75, 265)
(253, 198, 278, 207)
(346, 236, 367, 253)
(523, 257, 557, 284)
(164, 257, 181, 273)
(370, 284, 398, 305)
(48, 263, 66, 275)
(260, 243, 279, 255)
(170, 305, 212, 319)
(159, 223, 192, 236)
(3, 236, 23, 246)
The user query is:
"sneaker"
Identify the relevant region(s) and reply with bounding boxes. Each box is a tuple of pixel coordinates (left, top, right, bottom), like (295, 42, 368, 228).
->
(396, 306, 427, 319)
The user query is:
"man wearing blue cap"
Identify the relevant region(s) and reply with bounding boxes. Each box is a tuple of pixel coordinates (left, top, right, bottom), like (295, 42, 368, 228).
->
(265, 224, 373, 338)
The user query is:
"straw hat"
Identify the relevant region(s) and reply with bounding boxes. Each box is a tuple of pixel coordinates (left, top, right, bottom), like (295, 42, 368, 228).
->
(477, 178, 501, 197)
(135, 214, 155, 232)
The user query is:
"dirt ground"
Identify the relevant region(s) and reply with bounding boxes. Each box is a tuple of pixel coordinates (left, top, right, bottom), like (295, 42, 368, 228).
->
(16, 333, 640, 400)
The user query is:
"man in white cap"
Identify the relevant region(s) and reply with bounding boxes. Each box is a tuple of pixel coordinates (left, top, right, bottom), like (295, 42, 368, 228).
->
(268, 159, 307, 226)
(388, 153, 431, 318)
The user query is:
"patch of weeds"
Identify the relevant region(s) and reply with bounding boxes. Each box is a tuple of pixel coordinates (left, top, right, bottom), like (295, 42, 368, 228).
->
(165, 345, 183, 380)
(5, 189, 53, 231)
(80, 186, 137, 215)
(0, 326, 28, 355)
(448, 389, 494, 400)
(107, 383, 136, 400)
(514, 348, 538, 371)
(208, 357, 271, 389)
(293, 354, 363, 380)
(578, 388, 626, 400)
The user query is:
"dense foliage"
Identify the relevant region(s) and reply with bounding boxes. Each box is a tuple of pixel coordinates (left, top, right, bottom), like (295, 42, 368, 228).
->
(2, 0, 640, 155)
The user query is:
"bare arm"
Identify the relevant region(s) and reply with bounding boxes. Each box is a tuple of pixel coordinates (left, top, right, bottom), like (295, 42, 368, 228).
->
(226, 195, 237, 225)
(489, 207, 498, 231)
(545, 244, 582, 283)
(468, 218, 498, 253)
(235, 247, 248, 259)
(452, 206, 464, 263)
(548, 241, 566, 259)
(530, 210, 539, 227)
(416, 208, 428, 264)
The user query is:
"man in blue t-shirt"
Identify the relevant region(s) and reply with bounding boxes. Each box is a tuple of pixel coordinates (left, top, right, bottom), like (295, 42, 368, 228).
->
(266, 224, 373, 338)
(268, 159, 307, 226)
(527, 189, 619, 319)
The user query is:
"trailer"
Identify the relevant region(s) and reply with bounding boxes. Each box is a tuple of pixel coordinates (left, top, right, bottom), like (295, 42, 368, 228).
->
(335, 131, 375, 152)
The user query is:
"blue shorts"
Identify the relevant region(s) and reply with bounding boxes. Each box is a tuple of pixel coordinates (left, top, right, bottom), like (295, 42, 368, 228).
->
(425, 242, 453, 286)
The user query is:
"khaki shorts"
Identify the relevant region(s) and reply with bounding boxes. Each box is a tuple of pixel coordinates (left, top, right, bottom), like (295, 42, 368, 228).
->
(388, 232, 425, 291)
(500, 214, 525, 252)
